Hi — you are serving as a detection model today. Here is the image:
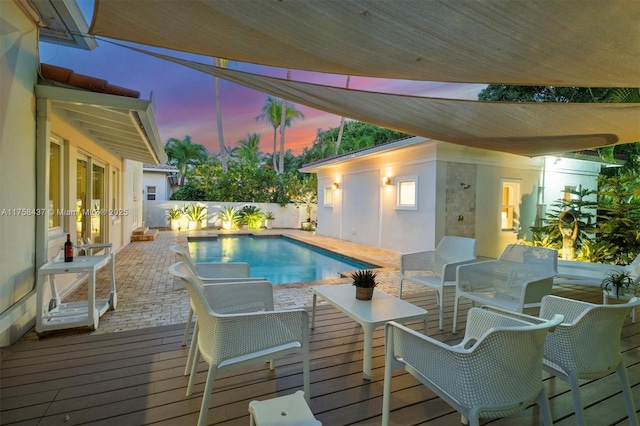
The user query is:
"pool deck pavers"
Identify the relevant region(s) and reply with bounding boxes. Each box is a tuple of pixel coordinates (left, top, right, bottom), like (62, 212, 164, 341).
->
(23, 229, 422, 341)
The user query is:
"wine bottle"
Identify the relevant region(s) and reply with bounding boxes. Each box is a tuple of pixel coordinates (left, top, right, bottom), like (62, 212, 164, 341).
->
(64, 233, 73, 262)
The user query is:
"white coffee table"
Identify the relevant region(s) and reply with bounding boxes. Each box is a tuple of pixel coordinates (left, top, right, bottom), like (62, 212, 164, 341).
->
(310, 284, 428, 380)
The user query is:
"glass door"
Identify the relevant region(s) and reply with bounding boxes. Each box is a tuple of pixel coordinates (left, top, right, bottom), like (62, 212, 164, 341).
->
(91, 163, 105, 243)
(76, 158, 88, 243)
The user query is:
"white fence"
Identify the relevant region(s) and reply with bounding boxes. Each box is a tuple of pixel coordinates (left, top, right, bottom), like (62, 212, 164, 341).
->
(143, 200, 314, 229)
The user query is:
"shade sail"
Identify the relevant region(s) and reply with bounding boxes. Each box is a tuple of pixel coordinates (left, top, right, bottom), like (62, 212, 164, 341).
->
(121, 45, 640, 158)
(90, 0, 640, 88)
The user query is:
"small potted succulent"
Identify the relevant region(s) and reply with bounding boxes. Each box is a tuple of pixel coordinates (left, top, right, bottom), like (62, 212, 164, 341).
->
(352, 270, 378, 300)
(601, 270, 637, 299)
(263, 211, 275, 229)
(165, 207, 183, 231)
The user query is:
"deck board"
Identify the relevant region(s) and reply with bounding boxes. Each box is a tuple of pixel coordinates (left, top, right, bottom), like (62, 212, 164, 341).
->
(2, 286, 639, 425)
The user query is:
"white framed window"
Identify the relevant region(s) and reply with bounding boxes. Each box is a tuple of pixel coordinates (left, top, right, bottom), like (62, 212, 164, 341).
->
(501, 180, 521, 232)
(49, 140, 63, 230)
(396, 176, 418, 210)
(323, 187, 334, 207)
(146, 186, 156, 201)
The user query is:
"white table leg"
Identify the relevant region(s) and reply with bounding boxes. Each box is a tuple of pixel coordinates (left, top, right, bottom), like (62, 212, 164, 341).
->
(362, 324, 373, 380)
(311, 293, 317, 329)
(89, 270, 98, 330)
(109, 253, 117, 309)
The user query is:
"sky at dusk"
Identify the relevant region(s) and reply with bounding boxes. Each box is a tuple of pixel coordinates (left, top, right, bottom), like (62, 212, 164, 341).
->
(38, 1, 486, 157)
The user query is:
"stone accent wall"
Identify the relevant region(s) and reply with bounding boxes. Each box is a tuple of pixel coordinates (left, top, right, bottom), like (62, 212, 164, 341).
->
(445, 163, 477, 237)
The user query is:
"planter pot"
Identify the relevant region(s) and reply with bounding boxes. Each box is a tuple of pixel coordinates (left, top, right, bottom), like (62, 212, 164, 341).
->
(188, 220, 200, 231)
(301, 222, 316, 231)
(264, 219, 273, 229)
(222, 221, 232, 230)
(355, 287, 374, 301)
(170, 219, 180, 231)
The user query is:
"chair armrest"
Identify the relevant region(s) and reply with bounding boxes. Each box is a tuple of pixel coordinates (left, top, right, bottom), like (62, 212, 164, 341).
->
(79, 243, 112, 256)
(519, 276, 555, 305)
(195, 262, 250, 279)
(201, 280, 275, 312)
(462, 307, 544, 345)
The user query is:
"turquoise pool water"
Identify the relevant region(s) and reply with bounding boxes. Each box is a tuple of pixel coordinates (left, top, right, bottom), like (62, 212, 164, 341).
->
(188, 236, 377, 284)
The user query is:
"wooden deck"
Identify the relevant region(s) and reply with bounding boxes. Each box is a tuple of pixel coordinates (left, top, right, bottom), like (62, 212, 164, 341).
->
(2, 285, 639, 425)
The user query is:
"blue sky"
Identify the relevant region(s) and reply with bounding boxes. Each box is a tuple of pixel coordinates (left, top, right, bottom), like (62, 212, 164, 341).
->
(38, 0, 485, 155)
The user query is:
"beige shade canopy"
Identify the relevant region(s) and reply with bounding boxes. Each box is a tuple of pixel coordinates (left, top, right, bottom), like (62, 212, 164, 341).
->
(119, 45, 640, 157)
(90, 0, 640, 88)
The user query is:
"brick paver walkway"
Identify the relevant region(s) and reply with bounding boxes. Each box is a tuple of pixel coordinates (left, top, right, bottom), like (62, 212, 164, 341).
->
(25, 229, 425, 341)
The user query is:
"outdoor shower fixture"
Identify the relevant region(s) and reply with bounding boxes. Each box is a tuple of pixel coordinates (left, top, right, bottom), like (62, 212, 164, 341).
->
(460, 183, 471, 189)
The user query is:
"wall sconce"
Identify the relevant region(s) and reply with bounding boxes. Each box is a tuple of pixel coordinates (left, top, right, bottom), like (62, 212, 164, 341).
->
(460, 183, 471, 189)
(333, 182, 340, 190)
(383, 177, 391, 186)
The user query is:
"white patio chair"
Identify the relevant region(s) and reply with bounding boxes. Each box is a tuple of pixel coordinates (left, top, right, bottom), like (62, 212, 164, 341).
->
(453, 244, 557, 333)
(399, 236, 477, 330)
(539, 295, 640, 426)
(169, 262, 310, 426)
(382, 307, 563, 426)
(170, 244, 263, 347)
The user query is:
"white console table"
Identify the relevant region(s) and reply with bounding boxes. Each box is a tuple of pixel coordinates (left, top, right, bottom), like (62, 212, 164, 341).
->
(36, 247, 117, 335)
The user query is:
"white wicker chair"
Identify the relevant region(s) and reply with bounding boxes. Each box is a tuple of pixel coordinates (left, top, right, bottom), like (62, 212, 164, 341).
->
(453, 244, 557, 333)
(169, 262, 310, 426)
(399, 236, 477, 330)
(382, 307, 563, 426)
(170, 244, 263, 347)
(539, 295, 640, 426)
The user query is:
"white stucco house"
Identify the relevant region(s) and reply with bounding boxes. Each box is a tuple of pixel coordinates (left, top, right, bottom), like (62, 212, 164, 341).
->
(301, 136, 615, 259)
(0, 0, 166, 345)
(142, 163, 179, 201)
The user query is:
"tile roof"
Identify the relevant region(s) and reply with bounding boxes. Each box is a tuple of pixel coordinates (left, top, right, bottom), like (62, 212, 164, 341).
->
(39, 63, 141, 98)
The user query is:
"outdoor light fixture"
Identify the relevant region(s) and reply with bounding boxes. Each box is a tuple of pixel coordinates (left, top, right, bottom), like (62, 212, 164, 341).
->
(333, 182, 340, 189)
(461, 183, 471, 189)
(383, 177, 391, 186)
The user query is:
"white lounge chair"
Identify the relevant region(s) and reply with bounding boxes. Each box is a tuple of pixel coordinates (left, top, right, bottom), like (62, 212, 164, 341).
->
(453, 244, 557, 333)
(399, 236, 477, 330)
(381, 307, 564, 426)
(170, 244, 263, 346)
(169, 262, 310, 426)
(539, 295, 640, 426)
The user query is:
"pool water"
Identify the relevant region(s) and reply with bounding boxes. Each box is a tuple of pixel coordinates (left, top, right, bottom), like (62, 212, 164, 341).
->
(188, 236, 376, 284)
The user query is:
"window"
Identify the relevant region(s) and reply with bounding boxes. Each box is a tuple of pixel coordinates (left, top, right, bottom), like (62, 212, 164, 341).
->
(396, 176, 417, 210)
(49, 141, 62, 229)
(323, 187, 334, 207)
(501, 180, 521, 231)
(146, 186, 156, 201)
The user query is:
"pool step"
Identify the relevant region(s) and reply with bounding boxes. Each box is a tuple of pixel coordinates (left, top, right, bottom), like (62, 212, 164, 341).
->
(131, 227, 159, 242)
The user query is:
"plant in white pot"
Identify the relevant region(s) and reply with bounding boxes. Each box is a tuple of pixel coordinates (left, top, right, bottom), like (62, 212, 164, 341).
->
(165, 207, 183, 231)
(186, 204, 207, 230)
(601, 270, 637, 298)
(352, 270, 378, 300)
(217, 205, 238, 230)
(263, 211, 275, 229)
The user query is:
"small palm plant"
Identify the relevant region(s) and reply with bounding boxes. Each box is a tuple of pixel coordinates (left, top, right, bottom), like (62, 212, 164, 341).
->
(239, 205, 264, 230)
(217, 205, 238, 230)
(352, 270, 378, 300)
(186, 204, 207, 230)
(601, 270, 636, 298)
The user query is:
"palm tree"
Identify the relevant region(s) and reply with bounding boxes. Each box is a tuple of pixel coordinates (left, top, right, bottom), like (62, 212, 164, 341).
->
(235, 133, 262, 168)
(164, 135, 208, 186)
(214, 57, 229, 173)
(256, 96, 304, 174)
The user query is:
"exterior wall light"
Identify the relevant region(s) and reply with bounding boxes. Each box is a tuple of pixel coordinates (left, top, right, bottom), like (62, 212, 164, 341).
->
(383, 177, 391, 186)
(333, 182, 340, 189)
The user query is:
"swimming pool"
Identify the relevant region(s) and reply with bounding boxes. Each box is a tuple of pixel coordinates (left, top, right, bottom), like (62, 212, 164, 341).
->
(187, 235, 377, 284)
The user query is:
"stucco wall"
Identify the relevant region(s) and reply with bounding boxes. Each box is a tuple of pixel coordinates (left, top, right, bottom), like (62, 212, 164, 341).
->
(0, 2, 39, 346)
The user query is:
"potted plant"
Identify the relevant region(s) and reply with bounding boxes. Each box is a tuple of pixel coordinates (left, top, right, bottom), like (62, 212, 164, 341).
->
(352, 269, 378, 300)
(263, 211, 275, 229)
(238, 205, 264, 230)
(217, 205, 238, 230)
(186, 204, 207, 230)
(165, 207, 183, 231)
(601, 270, 637, 298)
